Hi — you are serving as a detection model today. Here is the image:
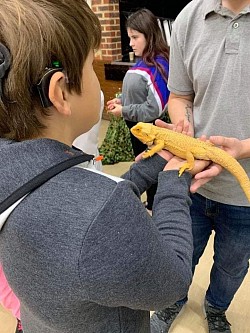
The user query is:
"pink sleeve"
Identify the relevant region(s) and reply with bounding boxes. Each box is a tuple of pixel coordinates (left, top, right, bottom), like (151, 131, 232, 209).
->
(0, 264, 20, 319)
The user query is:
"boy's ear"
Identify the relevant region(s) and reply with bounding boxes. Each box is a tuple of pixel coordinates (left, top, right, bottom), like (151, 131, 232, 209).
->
(48, 72, 71, 115)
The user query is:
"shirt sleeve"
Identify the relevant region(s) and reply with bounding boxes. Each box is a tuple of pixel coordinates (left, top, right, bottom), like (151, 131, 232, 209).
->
(167, 21, 194, 95)
(122, 154, 167, 194)
(79, 169, 193, 311)
(122, 72, 169, 123)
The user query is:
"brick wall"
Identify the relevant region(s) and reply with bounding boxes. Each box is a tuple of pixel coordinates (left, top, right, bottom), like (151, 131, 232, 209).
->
(89, 0, 123, 119)
(91, 0, 122, 61)
(93, 60, 122, 120)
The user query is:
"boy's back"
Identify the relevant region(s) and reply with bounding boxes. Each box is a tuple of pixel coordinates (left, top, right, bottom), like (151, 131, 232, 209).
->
(0, 138, 193, 332)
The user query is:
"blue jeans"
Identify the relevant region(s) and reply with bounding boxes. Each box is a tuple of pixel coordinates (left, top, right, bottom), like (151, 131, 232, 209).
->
(189, 193, 250, 310)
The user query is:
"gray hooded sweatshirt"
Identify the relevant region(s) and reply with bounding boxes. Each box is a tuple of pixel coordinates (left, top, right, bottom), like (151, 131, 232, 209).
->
(0, 138, 193, 333)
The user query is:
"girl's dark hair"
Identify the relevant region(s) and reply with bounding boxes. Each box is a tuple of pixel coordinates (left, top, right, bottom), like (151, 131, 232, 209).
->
(0, 0, 101, 141)
(126, 8, 169, 83)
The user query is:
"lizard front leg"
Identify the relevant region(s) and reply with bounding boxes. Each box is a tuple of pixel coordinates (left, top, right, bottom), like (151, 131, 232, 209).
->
(142, 139, 165, 158)
(179, 151, 195, 176)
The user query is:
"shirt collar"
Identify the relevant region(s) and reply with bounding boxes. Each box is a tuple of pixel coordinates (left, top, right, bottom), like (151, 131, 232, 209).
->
(202, 0, 222, 19)
(202, 0, 250, 19)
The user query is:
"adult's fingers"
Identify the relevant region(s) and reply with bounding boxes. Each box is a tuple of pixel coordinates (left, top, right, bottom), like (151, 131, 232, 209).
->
(190, 178, 212, 193)
(155, 119, 175, 130)
(190, 163, 222, 192)
(194, 163, 222, 180)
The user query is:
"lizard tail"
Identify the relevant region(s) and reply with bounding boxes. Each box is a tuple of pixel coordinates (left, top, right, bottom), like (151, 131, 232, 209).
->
(238, 175, 250, 202)
(213, 151, 250, 202)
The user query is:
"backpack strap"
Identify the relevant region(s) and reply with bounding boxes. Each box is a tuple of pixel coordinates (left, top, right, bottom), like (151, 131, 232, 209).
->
(0, 153, 93, 229)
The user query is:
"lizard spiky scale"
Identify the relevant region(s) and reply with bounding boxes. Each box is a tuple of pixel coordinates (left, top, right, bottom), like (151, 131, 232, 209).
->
(131, 122, 250, 202)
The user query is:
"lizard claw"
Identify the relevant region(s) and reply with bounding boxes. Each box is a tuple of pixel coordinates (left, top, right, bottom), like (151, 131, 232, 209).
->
(179, 163, 192, 176)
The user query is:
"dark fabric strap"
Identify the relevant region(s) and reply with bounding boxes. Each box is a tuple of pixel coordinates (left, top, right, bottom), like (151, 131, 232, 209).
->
(0, 153, 93, 214)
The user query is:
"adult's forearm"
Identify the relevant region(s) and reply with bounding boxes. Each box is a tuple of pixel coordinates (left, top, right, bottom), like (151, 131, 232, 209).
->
(168, 93, 194, 136)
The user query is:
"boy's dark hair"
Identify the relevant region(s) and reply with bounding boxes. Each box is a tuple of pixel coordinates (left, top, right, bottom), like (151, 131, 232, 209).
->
(0, 0, 101, 141)
(126, 8, 169, 83)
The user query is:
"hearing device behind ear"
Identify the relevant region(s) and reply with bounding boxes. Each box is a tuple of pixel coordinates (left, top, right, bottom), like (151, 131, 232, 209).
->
(0, 43, 11, 98)
(36, 67, 63, 108)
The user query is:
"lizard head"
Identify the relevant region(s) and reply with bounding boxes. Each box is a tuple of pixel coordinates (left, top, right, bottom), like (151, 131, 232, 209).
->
(131, 122, 155, 145)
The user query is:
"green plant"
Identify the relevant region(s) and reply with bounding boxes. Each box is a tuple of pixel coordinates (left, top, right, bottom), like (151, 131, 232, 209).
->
(99, 115, 134, 165)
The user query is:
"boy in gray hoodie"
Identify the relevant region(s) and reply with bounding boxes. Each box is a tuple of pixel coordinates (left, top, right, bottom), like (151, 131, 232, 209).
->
(0, 1, 209, 332)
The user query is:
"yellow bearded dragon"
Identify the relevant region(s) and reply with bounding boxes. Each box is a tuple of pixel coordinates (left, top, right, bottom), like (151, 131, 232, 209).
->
(131, 122, 250, 202)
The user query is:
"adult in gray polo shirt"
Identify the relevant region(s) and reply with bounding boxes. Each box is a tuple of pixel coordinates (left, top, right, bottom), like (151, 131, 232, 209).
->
(0, 1, 213, 333)
(151, 0, 250, 332)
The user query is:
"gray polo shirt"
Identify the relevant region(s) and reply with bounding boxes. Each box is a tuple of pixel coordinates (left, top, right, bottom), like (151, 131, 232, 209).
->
(168, 0, 250, 205)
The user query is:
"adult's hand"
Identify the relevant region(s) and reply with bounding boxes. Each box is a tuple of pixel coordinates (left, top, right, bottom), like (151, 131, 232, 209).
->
(190, 163, 222, 192)
(164, 156, 210, 176)
(155, 119, 193, 136)
(209, 136, 243, 159)
(190, 135, 243, 192)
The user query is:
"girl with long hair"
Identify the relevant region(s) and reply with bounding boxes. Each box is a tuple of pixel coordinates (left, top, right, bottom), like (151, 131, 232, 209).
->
(107, 8, 170, 210)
